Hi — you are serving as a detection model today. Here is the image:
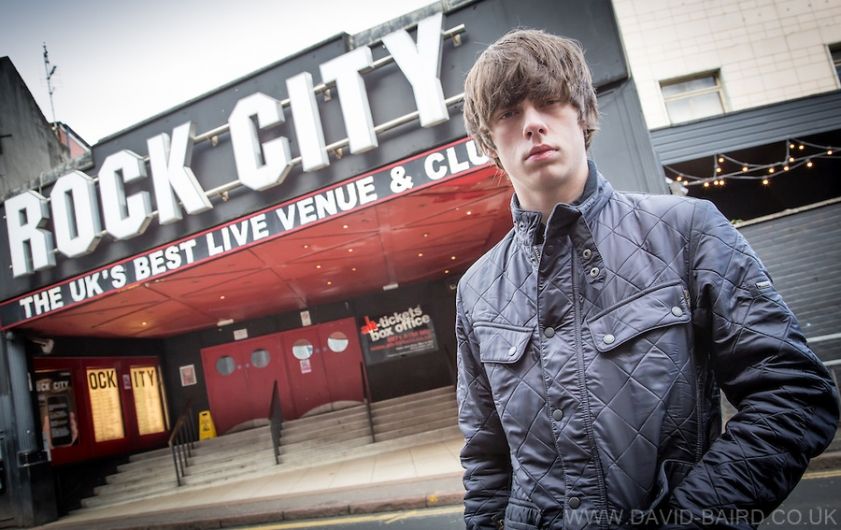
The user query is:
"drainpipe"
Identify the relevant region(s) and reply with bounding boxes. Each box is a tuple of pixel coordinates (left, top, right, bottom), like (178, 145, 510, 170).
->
(1, 332, 57, 526)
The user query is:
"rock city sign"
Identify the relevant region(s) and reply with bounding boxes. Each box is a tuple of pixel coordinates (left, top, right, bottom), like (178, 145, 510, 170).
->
(3, 13, 462, 279)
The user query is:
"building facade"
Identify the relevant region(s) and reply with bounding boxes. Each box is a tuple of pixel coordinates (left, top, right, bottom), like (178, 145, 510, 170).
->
(0, 0, 665, 525)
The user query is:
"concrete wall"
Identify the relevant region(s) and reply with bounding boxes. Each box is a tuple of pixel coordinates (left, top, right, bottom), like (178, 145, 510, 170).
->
(0, 58, 67, 199)
(613, 0, 841, 129)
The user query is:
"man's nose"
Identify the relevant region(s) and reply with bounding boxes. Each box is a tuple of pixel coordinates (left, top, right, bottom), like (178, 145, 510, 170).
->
(522, 103, 547, 138)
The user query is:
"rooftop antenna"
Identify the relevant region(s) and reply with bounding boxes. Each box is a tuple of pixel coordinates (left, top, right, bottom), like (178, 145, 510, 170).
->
(42, 42, 58, 130)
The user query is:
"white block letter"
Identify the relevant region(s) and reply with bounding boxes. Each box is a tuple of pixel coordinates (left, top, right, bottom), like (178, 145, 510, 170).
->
(382, 12, 449, 126)
(229, 93, 293, 191)
(320, 46, 377, 154)
(50, 170, 102, 258)
(4, 191, 55, 277)
(147, 122, 212, 224)
(287, 72, 329, 172)
(99, 150, 153, 240)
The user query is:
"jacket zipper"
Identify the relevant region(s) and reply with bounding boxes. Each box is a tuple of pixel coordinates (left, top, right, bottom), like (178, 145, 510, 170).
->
(571, 256, 608, 524)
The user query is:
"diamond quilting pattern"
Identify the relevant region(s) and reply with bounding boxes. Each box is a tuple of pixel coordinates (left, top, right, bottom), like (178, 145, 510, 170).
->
(456, 171, 839, 528)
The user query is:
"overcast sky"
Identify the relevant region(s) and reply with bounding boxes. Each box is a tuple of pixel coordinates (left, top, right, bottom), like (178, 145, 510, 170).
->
(1, 0, 434, 144)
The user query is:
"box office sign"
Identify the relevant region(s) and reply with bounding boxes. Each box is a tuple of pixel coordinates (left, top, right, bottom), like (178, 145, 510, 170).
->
(0, 137, 488, 328)
(360, 305, 438, 363)
(3, 12, 459, 280)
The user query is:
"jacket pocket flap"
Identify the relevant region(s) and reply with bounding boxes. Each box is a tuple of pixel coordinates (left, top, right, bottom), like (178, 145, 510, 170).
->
(588, 282, 690, 353)
(474, 322, 533, 364)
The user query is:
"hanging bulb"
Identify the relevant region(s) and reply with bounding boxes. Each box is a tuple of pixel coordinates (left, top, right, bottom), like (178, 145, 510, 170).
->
(790, 143, 795, 149)
(828, 149, 834, 155)
(789, 156, 795, 162)
(742, 166, 748, 172)
(783, 165, 790, 171)
(718, 156, 724, 163)
(807, 161, 813, 168)
(716, 167, 722, 173)
(798, 144, 805, 150)
(768, 167, 775, 173)
(676, 175, 683, 182)
(762, 178, 769, 185)
(703, 181, 710, 188)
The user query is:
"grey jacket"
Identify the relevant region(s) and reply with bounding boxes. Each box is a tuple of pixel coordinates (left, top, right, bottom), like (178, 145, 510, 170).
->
(455, 164, 839, 529)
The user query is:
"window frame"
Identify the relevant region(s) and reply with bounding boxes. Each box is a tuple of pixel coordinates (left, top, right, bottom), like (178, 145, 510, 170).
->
(660, 70, 727, 125)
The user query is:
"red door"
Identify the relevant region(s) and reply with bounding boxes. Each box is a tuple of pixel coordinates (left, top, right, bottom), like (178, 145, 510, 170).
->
(201, 334, 292, 434)
(279, 326, 332, 417)
(318, 317, 365, 404)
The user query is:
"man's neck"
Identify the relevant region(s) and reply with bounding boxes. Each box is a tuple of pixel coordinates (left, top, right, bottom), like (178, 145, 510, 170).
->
(516, 162, 592, 222)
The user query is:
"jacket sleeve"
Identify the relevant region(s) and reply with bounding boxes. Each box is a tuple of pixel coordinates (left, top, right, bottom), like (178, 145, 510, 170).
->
(455, 289, 512, 529)
(668, 199, 840, 525)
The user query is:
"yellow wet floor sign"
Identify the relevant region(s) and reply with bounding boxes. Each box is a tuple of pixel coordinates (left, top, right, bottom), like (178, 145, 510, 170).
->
(198, 410, 217, 440)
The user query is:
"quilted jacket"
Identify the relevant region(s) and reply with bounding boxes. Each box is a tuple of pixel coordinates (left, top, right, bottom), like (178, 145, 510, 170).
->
(455, 162, 840, 529)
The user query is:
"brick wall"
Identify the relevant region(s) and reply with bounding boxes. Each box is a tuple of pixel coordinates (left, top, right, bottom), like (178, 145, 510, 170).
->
(612, 0, 841, 129)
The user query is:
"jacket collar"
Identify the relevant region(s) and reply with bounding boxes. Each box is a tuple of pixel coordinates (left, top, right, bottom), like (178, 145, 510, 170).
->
(511, 160, 614, 247)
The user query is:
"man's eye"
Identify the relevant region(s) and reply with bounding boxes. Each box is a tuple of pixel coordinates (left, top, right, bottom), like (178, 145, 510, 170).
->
(497, 110, 515, 121)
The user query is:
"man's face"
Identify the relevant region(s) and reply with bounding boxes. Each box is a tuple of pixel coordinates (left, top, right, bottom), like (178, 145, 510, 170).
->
(487, 98, 589, 205)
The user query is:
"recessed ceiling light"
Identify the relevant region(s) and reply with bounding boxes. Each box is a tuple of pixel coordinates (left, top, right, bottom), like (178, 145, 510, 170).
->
(327, 281, 333, 286)
(444, 269, 450, 274)
(303, 244, 310, 249)
(351, 267, 357, 271)
(451, 256, 457, 260)
(418, 252, 424, 257)
(219, 295, 226, 300)
(141, 321, 148, 326)
(316, 265, 322, 269)
(423, 233, 429, 238)
(466, 210, 472, 215)
(342, 224, 349, 229)
(348, 248, 354, 253)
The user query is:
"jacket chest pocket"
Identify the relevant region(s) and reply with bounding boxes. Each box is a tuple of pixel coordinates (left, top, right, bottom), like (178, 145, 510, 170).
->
(474, 322, 535, 399)
(587, 281, 691, 358)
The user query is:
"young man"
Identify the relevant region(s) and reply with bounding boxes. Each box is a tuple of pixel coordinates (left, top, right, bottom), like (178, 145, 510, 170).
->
(455, 29, 839, 529)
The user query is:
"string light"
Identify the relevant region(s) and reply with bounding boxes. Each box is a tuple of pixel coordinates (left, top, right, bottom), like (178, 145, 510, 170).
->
(664, 137, 839, 189)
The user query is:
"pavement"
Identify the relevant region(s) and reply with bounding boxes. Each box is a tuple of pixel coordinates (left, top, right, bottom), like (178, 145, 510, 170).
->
(34, 436, 467, 530)
(31, 436, 841, 530)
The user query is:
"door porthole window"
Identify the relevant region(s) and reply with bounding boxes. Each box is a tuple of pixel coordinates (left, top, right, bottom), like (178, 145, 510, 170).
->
(327, 331, 349, 353)
(251, 349, 270, 368)
(291, 339, 314, 360)
(216, 355, 236, 376)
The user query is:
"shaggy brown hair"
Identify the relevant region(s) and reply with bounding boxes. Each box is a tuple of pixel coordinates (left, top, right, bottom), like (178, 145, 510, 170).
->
(463, 29, 599, 167)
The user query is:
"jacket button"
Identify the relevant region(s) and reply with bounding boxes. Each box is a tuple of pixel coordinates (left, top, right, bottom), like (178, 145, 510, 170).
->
(544, 327, 555, 338)
(582, 248, 592, 260)
(671, 306, 684, 317)
(568, 496, 581, 509)
(589, 267, 600, 278)
(552, 409, 564, 421)
(508, 346, 517, 356)
(603, 334, 615, 345)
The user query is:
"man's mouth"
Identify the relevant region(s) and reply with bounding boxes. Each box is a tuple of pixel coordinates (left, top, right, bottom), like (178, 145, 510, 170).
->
(525, 144, 556, 161)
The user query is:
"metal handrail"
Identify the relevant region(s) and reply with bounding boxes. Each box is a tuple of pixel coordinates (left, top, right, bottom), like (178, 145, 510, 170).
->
(360, 362, 376, 443)
(269, 380, 283, 465)
(167, 399, 195, 486)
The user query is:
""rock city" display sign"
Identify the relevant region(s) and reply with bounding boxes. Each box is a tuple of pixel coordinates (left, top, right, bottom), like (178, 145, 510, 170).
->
(0, 137, 489, 327)
(3, 13, 455, 279)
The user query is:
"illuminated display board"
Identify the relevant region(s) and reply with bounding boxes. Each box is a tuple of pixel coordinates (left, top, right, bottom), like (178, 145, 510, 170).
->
(86, 368, 125, 442)
(130, 366, 166, 435)
(35, 370, 79, 450)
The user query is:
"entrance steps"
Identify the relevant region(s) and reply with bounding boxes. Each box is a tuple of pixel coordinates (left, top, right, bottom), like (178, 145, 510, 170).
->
(77, 385, 459, 511)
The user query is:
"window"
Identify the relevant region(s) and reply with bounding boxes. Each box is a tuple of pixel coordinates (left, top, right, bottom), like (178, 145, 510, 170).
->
(830, 44, 841, 83)
(660, 72, 725, 124)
